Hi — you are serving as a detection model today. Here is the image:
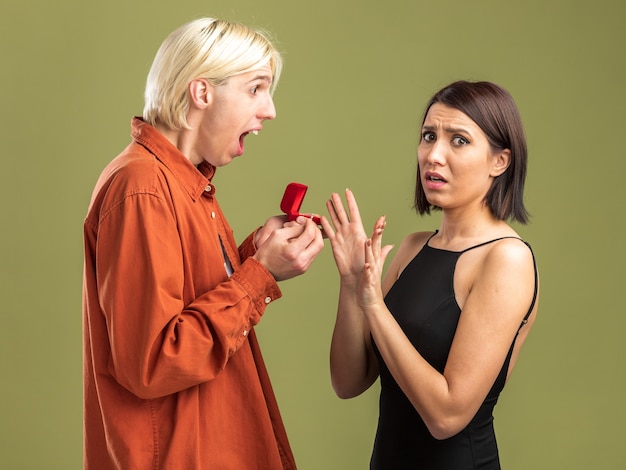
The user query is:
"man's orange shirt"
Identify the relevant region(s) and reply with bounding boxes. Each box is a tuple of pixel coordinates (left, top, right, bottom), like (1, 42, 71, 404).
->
(83, 118, 295, 469)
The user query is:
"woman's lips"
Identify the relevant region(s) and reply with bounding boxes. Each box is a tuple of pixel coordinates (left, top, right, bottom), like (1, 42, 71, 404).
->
(424, 171, 447, 189)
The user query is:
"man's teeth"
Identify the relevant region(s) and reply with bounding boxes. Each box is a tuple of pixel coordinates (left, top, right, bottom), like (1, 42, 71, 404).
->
(251, 130, 258, 135)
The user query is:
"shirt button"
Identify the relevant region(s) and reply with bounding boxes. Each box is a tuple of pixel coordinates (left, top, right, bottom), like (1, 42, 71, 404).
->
(264, 296, 272, 304)
(211, 211, 216, 218)
(204, 184, 211, 192)
(243, 330, 248, 337)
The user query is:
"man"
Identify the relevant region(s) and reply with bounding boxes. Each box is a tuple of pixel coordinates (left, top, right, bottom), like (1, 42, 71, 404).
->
(82, 18, 324, 469)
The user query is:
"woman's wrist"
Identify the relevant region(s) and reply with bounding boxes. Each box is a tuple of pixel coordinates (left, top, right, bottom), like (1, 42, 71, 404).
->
(339, 273, 360, 289)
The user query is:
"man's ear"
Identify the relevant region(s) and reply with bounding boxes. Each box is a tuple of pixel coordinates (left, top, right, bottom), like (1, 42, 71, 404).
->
(189, 78, 212, 109)
(491, 149, 511, 177)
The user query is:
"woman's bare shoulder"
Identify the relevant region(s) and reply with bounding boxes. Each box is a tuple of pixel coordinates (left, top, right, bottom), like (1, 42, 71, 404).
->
(483, 236, 534, 271)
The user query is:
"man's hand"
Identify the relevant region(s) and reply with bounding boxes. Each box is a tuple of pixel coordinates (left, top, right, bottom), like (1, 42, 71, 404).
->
(253, 216, 324, 281)
(254, 215, 288, 248)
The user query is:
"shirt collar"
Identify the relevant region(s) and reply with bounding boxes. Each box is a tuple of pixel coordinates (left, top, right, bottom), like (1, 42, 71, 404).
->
(131, 117, 216, 201)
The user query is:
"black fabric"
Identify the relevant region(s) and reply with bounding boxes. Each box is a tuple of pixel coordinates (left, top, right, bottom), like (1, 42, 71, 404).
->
(370, 236, 536, 469)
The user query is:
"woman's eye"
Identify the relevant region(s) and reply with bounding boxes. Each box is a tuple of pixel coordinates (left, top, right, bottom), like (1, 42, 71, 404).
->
(251, 85, 259, 94)
(422, 131, 435, 142)
(452, 135, 469, 145)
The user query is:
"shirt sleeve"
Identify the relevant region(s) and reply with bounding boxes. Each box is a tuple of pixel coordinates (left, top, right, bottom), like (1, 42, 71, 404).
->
(238, 228, 259, 261)
(95, 191, 282, 399)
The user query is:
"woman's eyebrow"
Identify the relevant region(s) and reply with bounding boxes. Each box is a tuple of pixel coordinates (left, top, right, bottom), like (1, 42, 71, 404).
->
(445, 126, 470, 134)
(422, 124, 470, 134)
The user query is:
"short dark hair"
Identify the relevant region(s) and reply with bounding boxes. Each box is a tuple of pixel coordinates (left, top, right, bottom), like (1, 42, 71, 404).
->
(414, 80, 529, 224)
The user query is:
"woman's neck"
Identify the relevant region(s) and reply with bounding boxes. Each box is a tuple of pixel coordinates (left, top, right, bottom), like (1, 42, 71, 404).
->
(433, 206, 512, 250)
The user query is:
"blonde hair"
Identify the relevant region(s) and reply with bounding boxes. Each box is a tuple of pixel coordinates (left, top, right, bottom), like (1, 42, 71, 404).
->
(143, 18, 283, 130)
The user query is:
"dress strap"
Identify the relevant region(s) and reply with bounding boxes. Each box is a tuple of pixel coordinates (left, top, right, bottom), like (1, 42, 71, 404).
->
(521, 241, 538, 327)
(460, 236, 522, 253)
(461, 236, 538, 332)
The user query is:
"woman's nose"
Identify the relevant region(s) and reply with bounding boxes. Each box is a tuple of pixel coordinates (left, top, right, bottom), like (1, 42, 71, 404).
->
(425, 141, 446, 165)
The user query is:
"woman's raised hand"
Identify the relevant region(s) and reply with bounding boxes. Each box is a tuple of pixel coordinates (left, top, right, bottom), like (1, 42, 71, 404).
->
(321, 189, 368, 282)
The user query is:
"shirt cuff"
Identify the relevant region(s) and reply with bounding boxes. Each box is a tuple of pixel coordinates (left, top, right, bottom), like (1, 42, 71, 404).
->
(231, 257, 282, 313)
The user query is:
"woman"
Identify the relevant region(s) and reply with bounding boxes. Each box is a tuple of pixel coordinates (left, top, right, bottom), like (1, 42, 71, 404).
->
(321, 81, 539, 469)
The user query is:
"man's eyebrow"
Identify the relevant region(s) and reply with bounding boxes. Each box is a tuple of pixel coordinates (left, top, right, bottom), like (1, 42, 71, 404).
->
(248, 74, 273, 84)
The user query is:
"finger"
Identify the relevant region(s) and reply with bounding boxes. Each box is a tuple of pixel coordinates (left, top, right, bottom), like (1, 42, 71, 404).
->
(280, 218, 307, 240)
(284, 215, 319, 229)
(298, 223, 325, 266)
(372, 214, 386, 232)
(372, 232, 382, 259)
(344, 188, 363, 226)
(282, 220, 299, 228)
(363, 238, 374, 267)
(370, 216, 386, 257)
(302, 217, 325, 249)
(319, 215, 335, 240)
(380, 244, 394, 265)
(286, 217, 322, 251)
(325, 197, 342, 229)
(329, 191, 350, 225)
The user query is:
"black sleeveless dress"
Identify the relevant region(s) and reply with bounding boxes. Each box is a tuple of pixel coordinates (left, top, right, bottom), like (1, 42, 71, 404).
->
(370, 235, 537, 469)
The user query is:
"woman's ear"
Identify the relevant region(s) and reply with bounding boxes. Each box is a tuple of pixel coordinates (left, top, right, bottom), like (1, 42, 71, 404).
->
(491, 149, 511, 177)
(188, 78, 212, 109)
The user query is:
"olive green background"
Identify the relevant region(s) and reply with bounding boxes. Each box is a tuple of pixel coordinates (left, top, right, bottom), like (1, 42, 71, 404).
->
(1, 0, 624, 468)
